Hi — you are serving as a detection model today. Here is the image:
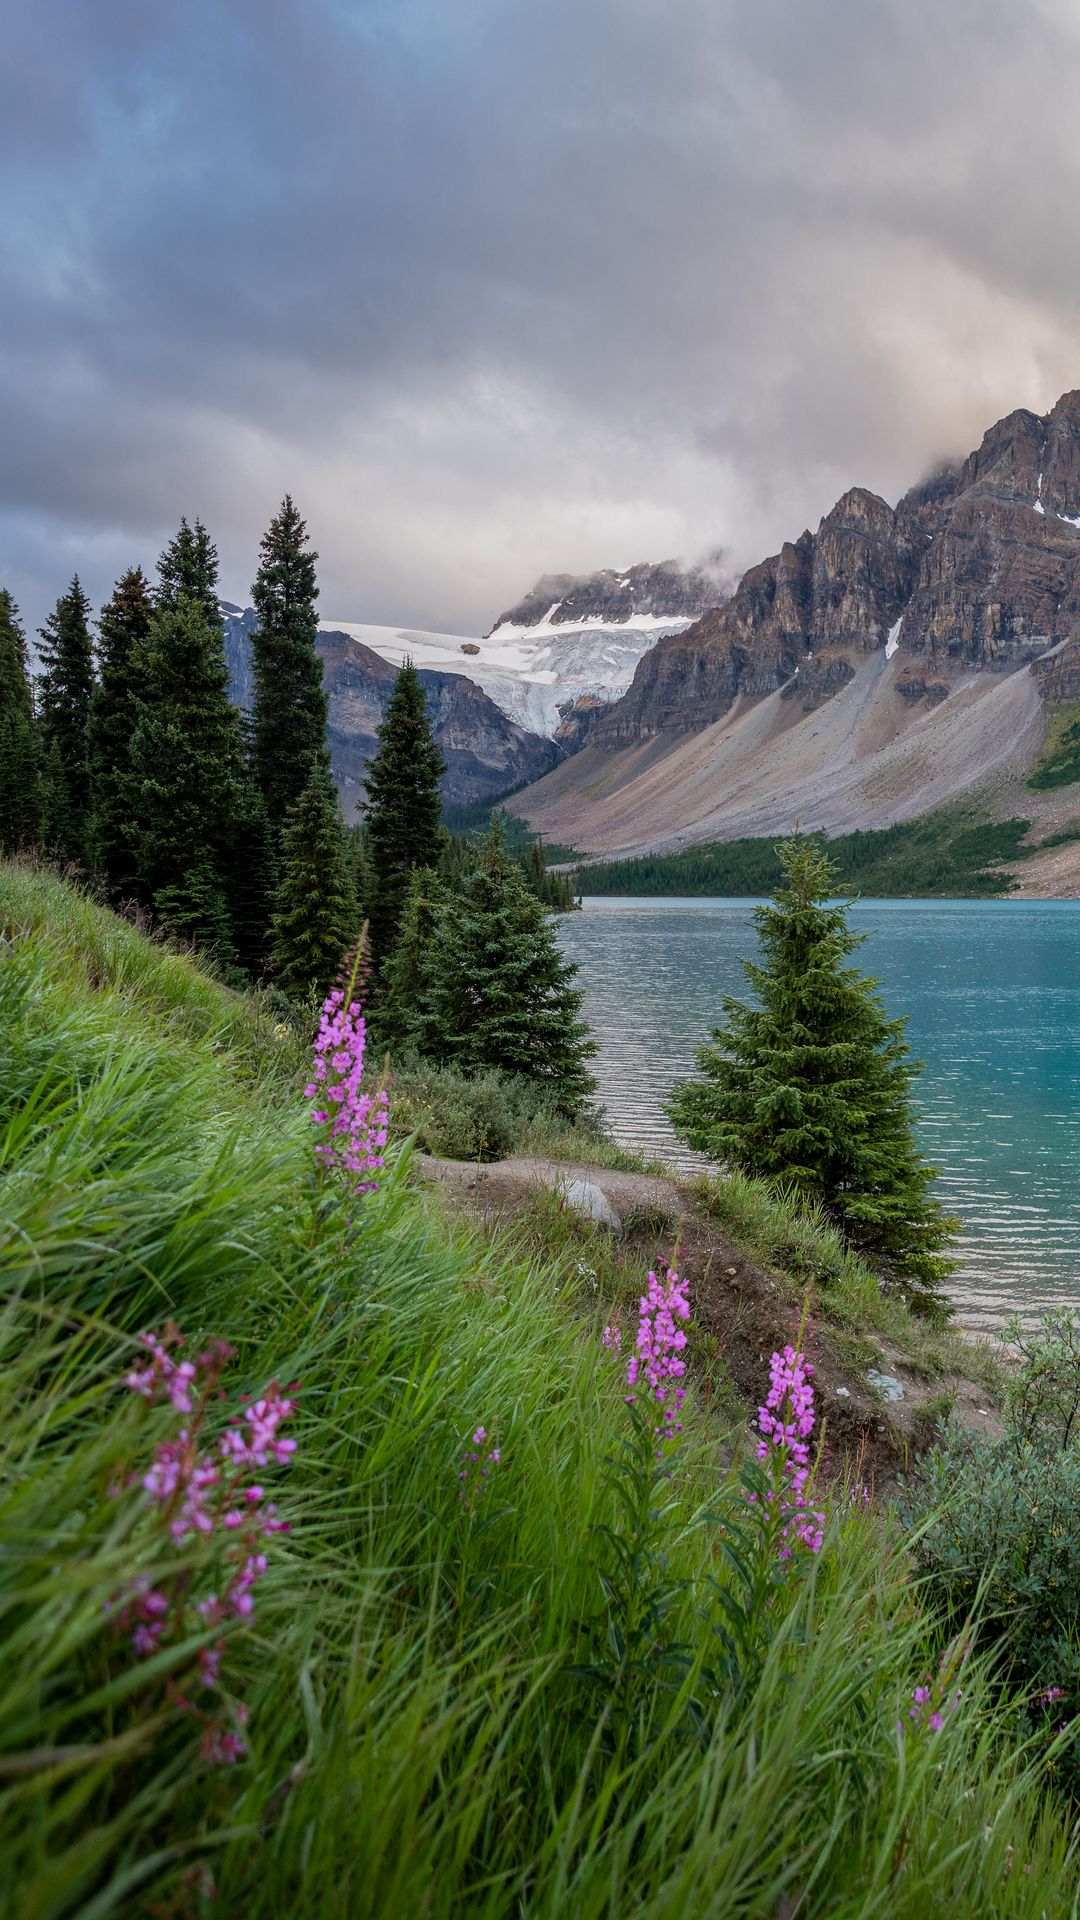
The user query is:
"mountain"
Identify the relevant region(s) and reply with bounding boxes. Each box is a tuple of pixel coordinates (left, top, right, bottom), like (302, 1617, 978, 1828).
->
(221, 609, 560, 817)
(515, 390, 1080, 865)
(320, 552, 727, 740)
(489, 556, 727, 633)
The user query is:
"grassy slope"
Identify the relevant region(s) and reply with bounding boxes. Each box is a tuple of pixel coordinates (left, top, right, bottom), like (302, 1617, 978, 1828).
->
(571, 804, 1080, 898)
(1028, 703, 1080, 791)
(0, 864, 1075, 1918)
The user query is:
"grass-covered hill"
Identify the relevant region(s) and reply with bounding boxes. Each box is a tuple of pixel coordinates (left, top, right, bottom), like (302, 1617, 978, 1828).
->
(1, 863, 1077, 1918)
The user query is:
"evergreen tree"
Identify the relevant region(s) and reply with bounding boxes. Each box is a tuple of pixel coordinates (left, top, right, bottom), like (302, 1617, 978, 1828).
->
(667, 833, 956, 1302)
(0, 591, 44, 855)
(363, 659, 445, 966)
(250, 496, 328, 837)
(156, 517, 222, 627)
(271, 757, 359, 1000)
(127, 591, 242, 951)
(89, 567, 154, 891)
(37, 576, 95, 863)
(375, 866, 448, 1054)
(426, 819, 596, 1115)
(227, 762, 276, 976)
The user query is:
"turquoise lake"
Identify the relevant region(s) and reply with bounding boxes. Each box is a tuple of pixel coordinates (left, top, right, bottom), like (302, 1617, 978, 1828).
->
(557, 897, 1080, 1331)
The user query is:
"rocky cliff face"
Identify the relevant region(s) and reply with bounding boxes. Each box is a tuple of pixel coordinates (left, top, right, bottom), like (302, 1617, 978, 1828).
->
(593, 390, 1080, 743)
(223, 612, 561, 817)
(490, 555, 729, 633)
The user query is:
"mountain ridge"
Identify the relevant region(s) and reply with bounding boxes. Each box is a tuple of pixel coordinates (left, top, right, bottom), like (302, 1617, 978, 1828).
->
(514, 389, 1080, 873)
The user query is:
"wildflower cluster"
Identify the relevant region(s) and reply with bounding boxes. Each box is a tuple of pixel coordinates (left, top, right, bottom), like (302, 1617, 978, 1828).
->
(459, 1424, 501, 1505)
(904, 1637, 968, 1739)
(305, 942, 389, 1194)
(625, 1267, 690, 1451)
(755, 1344, 825, 1555)
(114, 1325, 297, 1767)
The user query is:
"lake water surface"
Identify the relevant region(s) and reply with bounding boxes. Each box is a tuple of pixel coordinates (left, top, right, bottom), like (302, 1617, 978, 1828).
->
(557, 898, 1080, 1331)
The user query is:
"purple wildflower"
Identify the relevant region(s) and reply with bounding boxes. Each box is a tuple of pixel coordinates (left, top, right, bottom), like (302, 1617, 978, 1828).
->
(625, 1267, 690, 1451)
(755, 1345, 825, 1556)
(115, 1327, 297, 1767)
(459, 1424, 502, 1503)
(306, 947, 389, 1193)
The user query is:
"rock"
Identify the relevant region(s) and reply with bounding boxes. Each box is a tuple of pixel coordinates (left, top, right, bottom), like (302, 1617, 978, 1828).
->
(556, 1178, 623, 1233)
(867, 1370, 905, 1403)
(553, 692, 612, 752)
(460, 642, 480, 655)
(835, 1387, 851, 1398)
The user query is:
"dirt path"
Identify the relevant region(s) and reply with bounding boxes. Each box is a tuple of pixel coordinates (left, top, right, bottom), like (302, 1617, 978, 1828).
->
(415, 1153, 1002, 1493)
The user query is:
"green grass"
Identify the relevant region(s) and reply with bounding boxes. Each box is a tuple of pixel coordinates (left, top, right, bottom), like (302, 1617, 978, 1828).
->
(0, 863, 1075, 1916)
(573, 806, 1036, 898)
(1027, 703, 1080, 790)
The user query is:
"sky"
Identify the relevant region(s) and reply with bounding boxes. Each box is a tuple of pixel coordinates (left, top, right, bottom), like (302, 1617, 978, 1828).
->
(5, 0, 1080, 640)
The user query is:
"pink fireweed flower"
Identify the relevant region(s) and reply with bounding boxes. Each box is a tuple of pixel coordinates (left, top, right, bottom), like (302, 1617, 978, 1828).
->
(624, 1267, 690, 1452)
(755, 1345, 825, 1555)
(905, 1675, 961, 1736)
(459, 1424, 502, 1502)
(111, 1326, 297, 1766)
(306, 942, 389, 1195)
(601, 1323, 622, 1352)
(124, 1327, 198, 1412)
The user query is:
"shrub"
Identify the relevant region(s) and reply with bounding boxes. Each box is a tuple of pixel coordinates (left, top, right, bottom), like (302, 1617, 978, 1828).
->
(904, 1310, 1080, 1784)
(384, 1053, 564, 1160)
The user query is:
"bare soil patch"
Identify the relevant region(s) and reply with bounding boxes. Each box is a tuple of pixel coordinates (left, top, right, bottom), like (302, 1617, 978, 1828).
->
(415, 1152, 1001, 1495)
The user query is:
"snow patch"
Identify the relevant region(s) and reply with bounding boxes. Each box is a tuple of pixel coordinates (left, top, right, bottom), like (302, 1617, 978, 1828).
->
(317, 616, 678, 736)
(885, 619, 902, 660)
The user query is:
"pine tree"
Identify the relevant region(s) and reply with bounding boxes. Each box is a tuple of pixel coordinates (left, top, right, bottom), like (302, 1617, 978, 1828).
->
(156, 517, 222, 627)
(89, 567, 154, 891)
(363, 659, 445, 966)
(250, 496, 328, 837)
(271, 757, 359, 1000)
(667, 833, 956, 1303)
(427, 819, 596, 1115)
(127, 591, 242, 951)
(0, 591, 44, 855)
(37, 576, 95, 864)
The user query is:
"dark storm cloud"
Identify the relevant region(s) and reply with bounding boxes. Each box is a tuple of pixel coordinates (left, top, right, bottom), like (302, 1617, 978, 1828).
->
(3, 0, 1080, 636)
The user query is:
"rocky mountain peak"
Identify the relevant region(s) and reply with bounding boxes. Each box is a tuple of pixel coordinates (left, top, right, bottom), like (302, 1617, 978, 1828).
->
(586, 386, 1080, 745)
(489, 553, 730, 634)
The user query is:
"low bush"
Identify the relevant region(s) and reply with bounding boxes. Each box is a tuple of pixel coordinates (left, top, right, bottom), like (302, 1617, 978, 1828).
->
(904, 1310, 1080, 1787)
(382, 1052, 567, 1160)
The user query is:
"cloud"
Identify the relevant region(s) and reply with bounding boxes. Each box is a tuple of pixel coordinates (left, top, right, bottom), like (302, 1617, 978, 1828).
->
(3, 0, 1080, 638)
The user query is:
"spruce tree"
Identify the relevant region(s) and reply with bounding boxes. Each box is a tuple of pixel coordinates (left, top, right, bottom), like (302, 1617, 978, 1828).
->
(156, 517, 222, 626)
(271, 757, 359, 1000)
(127, 591, 242, 951)
(427, 819, 596, 1115)
(89, 567, 154, 891)
(363, 659, 445, 965)
(375, 866, 448, 1054)
(250, 496, 328, 837)
(0, 591, 44, 855)
(227, 760, 276, 976)
(667, 833, 956, 1303)
(37, 576, 95, 864)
